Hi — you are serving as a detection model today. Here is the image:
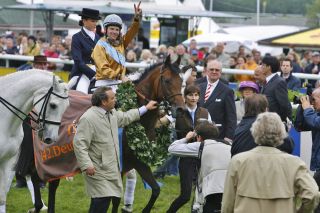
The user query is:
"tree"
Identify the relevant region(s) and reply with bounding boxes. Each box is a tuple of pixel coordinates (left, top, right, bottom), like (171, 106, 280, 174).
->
(306, 0, 320, 27)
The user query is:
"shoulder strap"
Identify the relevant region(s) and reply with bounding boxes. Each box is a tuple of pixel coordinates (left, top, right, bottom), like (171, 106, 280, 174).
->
(196, 141, 205, 193)
(96, 40, 126, 66)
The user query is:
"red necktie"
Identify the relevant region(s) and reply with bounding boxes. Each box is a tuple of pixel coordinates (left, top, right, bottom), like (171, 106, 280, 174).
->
(204, 84, 212, 102)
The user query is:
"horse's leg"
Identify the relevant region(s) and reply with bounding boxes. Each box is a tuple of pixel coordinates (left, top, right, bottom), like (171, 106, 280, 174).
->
(125, 152, 160, 213)
(29, 174, 43, 212)
(0, 157, 17, 213)
(48, 179, 60, 213)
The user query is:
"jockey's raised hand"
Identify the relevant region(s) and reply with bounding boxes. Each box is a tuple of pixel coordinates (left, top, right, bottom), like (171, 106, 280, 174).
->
(134, 1, 142, 21)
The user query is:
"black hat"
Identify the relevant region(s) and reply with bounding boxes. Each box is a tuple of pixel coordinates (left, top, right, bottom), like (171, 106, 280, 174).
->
(80, 8, 101, 20)
(33, 55, 48, 64)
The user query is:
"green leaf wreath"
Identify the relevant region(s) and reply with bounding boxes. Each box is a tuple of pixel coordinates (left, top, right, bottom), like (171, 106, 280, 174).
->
(116, 82, 172, 166)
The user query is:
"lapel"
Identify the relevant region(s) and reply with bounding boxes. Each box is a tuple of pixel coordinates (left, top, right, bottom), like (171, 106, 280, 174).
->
(263, 74, 278, 93)
(204, 81, 224, 107)
(80, 28, 97, 47)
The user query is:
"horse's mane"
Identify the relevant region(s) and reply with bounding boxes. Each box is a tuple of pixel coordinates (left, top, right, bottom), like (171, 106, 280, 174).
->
(134, 62, 181, 84)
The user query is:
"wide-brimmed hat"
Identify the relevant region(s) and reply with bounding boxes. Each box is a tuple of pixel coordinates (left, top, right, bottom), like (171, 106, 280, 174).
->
(80, 8, 101, 20)
(33, 55, 48, 64)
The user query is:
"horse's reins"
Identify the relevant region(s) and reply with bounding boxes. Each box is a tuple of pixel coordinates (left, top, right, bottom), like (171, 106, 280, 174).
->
(0, 86, 68, 131)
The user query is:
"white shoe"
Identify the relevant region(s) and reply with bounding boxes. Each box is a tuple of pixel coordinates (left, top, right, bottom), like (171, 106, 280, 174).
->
(121, 204, 133, 213)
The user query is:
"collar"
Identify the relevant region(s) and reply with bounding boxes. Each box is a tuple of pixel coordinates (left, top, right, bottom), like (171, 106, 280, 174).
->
(187, 106, 197, 114)
(266, 73, 277, 83)
(83, 27, 96, 41)
(206, 77, 219, 87)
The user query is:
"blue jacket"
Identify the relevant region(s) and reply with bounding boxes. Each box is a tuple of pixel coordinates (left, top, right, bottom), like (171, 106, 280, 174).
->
(281, 73, 301, 92)
(70, 28, 100, 79)
(303, 108, 320, 171)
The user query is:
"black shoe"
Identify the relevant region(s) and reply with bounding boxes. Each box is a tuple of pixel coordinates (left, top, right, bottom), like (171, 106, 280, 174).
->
(39, 182, 46, 189)
(15, 181, 27, 188)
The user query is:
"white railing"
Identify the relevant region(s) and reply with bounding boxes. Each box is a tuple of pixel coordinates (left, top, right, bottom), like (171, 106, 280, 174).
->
(1, 54, 320, 80)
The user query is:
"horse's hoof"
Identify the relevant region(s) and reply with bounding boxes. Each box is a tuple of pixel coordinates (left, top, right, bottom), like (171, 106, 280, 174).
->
(27, 205, 48, 213)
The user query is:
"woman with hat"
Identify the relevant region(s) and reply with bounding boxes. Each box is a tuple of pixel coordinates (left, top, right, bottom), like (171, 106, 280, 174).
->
(69, 8, 101, 94)
(92, 2, 142, 92)
(235, 81, 259, 122)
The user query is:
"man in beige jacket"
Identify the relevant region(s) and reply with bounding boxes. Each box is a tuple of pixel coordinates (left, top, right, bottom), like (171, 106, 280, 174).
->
(73, 86, 157, 213)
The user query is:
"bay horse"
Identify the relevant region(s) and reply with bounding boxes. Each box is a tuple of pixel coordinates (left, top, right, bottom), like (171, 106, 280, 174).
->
(20, 55, 184, 213)
(0, 70, 69, 213)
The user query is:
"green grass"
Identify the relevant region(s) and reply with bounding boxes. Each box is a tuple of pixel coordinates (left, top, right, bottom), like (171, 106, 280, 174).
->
(7, 174, 191, 213)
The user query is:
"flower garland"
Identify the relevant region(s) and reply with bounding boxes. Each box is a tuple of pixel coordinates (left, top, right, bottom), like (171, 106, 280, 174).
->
(116, 82, 171, 166)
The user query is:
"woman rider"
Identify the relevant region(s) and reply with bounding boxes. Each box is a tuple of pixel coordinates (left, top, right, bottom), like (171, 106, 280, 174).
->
(92, 2, 142, 92)
(69, 8, 101, 94)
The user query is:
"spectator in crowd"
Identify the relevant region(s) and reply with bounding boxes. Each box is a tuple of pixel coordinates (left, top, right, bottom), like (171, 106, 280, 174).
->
(300, 88, 320, 193)
(260, 56, 292, 122)
(252, 49, 262, 65)
(95, 25, 104, 37)
(69, 8, 101, 94)
(231, 94, 294, 157)
(26, 35, 41, 56)
(172, 44, 191, 66)
(18, 35, 28, 55)
(190, 49, 201, 66)
(229, 56, 237, 69)
(235, 81, 259, 122)
(44, 44, 59, 70)
(280, 58, 301, 91)
(222, 112, 319, 213)
(188, 39, 204, 61)
(125, 50, 137, 74)
(235, 56, 246, 70)
(168, 121, 230, 213)
(211, 42, 230, 68)
(253, 65, 266, 89)
(301, 50, 312, 69)
(195, 55, 228, 85)
(137, 27, 150, 49)
(304, 51, 320, 88)
(166, 84, 212, 213)
(3, 36, 18, 55)
(156, 44, 167, 62)
(92, 3, 142, 92)
(73, 86, 157, 213)
(237, 45, 246, 58)
(234, 54, 256, 82)
(138, 49, 154, 72)
(287, 51, 303, 73)
(198, 60, 237, 143)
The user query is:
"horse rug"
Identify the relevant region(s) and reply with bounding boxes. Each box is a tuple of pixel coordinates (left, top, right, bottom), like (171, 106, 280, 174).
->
(33, 90, 91, 182)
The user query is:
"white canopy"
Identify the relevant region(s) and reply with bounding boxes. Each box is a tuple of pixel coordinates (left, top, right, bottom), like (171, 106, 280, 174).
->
(182, 32, 257, 53)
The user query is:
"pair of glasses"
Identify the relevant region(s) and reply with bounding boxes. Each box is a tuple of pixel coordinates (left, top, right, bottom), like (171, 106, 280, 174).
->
(208, 68, 220, 72)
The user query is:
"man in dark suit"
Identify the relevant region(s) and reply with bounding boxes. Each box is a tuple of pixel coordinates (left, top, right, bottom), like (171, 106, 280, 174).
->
(69, 8, 101, 94)
(199, 60, 236, 143)
(260, 56, 292, 122)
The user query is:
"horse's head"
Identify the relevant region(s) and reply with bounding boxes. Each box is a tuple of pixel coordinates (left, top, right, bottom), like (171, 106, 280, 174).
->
(33, 75, 69, 143)
(157, 55, 185, 113)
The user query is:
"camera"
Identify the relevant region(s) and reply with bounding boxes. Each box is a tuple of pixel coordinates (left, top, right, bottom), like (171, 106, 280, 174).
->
(293, 83, 313, 104)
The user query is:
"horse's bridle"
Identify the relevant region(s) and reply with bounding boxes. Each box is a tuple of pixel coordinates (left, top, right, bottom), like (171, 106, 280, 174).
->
(0, 86, 68, 131)
(33, 86, 69, 130)
(135, 64, 182, 115)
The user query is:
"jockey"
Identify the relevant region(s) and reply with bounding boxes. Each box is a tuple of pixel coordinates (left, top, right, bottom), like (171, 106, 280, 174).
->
(92, 2, 142, 92)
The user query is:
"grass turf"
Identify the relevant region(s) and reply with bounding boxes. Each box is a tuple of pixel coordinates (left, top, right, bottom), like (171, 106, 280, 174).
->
(7, 174, 192, 213)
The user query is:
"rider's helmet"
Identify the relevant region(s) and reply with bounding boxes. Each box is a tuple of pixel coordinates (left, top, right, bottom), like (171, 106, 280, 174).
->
(103, 14, 122, 29)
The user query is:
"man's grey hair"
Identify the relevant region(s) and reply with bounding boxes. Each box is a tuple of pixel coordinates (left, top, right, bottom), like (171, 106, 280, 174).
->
(250, 112, 287, 147)
(91, 86, 112, 106)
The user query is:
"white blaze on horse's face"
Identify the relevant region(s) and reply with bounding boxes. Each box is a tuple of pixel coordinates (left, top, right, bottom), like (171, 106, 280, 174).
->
(33, 76, 69, 143)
